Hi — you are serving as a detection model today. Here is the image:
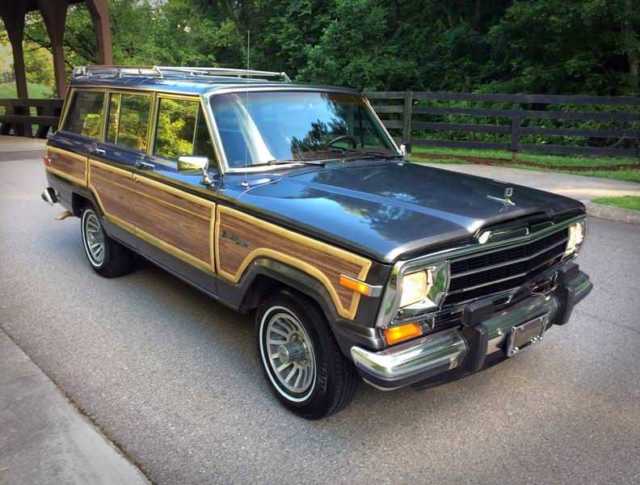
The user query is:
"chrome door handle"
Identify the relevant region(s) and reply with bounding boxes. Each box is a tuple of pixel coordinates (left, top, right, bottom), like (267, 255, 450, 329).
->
(93, 147, 106, 155)
(135, 160, 155, 170)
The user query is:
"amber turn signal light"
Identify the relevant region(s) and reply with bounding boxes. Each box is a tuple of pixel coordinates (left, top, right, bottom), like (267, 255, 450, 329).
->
(339, 274, 373, 296)
(383, 322, 423, 346)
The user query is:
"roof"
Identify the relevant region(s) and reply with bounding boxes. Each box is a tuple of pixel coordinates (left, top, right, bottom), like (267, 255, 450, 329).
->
(68, 66, 359, 96)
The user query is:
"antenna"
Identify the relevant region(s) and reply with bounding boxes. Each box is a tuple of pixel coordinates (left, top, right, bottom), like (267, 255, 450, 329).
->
(241, 30, 251, 188)
(246, 30, 251, 71)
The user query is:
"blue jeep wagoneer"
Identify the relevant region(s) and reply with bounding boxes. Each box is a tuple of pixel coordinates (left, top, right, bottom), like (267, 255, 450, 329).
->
(42, 66, 592, 418)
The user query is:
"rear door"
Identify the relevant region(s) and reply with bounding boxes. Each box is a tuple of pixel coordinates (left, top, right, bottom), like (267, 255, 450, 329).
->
(88, 90, 154, 250)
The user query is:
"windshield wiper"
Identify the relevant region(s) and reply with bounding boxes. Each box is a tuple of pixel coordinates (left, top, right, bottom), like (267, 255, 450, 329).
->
(266, 159, 326, 166)
(338, 150, 404, 161)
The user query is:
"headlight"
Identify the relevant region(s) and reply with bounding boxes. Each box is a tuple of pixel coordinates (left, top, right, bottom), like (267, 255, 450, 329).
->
(399, 262, 450, 310)
(565, 220, 585, 256)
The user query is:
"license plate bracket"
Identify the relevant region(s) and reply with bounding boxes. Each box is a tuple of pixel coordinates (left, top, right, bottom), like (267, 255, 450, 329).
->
(504, 314, 549, 357)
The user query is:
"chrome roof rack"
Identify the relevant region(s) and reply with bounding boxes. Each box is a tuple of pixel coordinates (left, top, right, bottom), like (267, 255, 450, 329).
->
(72, 66, 161, 78)
(72, 65, 291, 82)
(154, 66, 291, 82)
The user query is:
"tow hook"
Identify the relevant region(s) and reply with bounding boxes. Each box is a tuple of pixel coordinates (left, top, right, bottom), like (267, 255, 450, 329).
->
(41, 187, 58, 205)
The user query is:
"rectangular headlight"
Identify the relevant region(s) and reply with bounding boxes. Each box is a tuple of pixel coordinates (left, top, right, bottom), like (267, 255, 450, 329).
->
(399, 262, 450, 311)
(400, 271, 428, 307)
(565, 220, 586, 256)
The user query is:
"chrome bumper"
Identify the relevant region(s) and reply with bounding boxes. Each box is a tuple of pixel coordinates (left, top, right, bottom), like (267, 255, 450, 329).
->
(351, 269, 592, 390)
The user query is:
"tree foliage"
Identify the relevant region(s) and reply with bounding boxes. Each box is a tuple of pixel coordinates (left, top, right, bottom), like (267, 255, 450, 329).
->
(6, 0, 640, 95)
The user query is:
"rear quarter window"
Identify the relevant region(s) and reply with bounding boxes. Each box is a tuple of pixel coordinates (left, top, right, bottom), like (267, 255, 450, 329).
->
(63, 90, 104, 138)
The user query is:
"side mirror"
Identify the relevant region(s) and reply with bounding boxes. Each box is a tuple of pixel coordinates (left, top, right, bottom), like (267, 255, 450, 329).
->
(178, 156, 209, 172)
(399, 144, 411, 156)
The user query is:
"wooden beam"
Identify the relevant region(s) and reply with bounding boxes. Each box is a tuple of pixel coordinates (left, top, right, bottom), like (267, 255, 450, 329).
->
(38, 0, 69, 98)
(85, 0, 113, 64)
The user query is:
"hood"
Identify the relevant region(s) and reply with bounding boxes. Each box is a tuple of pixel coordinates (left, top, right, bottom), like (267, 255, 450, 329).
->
(234, 161, 584, 263)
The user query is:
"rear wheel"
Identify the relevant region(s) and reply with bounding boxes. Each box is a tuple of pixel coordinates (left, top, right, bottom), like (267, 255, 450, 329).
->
(256, 291, 359, 419)
(81, 206, 135, 277)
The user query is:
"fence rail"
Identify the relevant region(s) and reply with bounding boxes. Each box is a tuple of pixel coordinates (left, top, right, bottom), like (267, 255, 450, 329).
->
(0, 99, 63, 138)
(367, 91, 640, 159)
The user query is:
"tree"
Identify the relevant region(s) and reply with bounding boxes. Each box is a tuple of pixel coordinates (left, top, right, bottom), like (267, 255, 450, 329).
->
(10, 0, 640, 95)
(487, 0, 640, 95)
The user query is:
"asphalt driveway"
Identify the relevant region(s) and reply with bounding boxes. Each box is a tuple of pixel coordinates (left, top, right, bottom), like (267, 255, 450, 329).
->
(1, 156, 639, 484)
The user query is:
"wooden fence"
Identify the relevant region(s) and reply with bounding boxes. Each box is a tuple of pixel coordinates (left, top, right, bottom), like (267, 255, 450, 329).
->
(1, 93, 639, 160)
(0, 99, 63, 138)
(367, 91, 640, 159)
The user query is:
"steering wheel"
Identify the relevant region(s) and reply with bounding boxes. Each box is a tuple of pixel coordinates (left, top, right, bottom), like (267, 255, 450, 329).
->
(325, 134, 358, 150)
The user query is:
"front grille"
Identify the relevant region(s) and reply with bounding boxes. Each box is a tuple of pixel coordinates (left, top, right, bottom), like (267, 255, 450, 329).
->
(444, 228, 568, 306)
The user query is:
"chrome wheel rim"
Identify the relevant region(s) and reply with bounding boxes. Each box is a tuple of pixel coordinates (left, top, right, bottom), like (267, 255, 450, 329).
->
(83, 211, 105, 266)
(262, 308, 316, 399)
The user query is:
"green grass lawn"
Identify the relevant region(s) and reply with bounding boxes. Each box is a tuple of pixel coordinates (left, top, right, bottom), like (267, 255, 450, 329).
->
(591, 196, 640, 211)
(0, 82, 54, 99)
(410, 146, 640, 183)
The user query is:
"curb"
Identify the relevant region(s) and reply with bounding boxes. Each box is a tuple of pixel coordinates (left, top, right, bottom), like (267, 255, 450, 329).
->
(584, 201, 640, 225)
(0, 328, 150, 485)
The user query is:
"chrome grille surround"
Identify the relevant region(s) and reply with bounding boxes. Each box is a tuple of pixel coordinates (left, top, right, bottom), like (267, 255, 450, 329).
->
(376, 215, 585, 328)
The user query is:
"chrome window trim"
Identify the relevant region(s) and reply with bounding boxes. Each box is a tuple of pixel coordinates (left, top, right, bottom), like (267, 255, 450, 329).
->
(203, 88, 402, 175)
(376, 215, 586, 328)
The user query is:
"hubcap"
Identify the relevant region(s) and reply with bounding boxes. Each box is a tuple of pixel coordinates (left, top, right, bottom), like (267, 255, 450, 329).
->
(264, 310, 316, 396)
(83, 211, 105, 266)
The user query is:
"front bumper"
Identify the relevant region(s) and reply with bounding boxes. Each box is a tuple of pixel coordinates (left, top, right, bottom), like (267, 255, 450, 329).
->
(351, 262, 593, 390)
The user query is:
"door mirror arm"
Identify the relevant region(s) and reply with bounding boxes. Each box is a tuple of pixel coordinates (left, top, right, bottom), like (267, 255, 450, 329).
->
(177, 156, 221, 187)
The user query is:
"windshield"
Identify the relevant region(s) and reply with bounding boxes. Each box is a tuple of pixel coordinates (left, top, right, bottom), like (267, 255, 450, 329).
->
(210, 91, 397, 169)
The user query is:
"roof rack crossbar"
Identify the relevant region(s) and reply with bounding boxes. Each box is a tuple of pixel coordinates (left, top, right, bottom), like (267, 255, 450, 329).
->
(72, 65, 290, 82)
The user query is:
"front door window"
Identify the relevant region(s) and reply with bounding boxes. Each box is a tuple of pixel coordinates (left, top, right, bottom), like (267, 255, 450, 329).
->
(153, 97, 215, 163)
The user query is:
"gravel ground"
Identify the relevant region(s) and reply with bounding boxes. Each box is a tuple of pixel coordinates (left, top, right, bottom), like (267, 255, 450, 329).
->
(1, 158, 639, 484)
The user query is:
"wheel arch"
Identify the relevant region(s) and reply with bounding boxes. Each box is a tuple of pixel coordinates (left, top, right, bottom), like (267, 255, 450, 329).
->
(233, 257, 384, 356)
(238, 258, 340, 325)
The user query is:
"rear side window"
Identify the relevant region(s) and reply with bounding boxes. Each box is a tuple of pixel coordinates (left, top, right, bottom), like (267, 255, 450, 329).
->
(106, 92, 151, 152)
(154, 97, 214, 161)
(63, 90, 104, 138)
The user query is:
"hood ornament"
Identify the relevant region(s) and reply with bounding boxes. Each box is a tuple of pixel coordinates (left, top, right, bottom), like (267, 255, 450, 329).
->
(487, 187, 515, 208)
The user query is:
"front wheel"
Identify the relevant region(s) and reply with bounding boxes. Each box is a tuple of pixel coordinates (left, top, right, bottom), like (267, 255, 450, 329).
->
(256, 291, 359, 419)
(81, 206, 135, 278)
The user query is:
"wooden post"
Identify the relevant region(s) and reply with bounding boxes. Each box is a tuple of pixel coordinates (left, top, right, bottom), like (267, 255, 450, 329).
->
(38, 0, 69, 98)
(510, 113, 522, 160)
(402, 90, 413, 150)
(85, 0, 113, 64)
(0, 2, 29, 102)
(0, 101, 14, 135)
(0, 1, 32, 136)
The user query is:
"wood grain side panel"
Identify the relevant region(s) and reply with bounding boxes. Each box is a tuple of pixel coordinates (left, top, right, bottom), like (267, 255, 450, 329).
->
(133, 179, 211, 220)
(216, 206, 372, 319)
(46, 147, 87, 185)
(89, 160, 215, 272)
(90, 163, 135, 223)
(127, 187, 211, 264)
